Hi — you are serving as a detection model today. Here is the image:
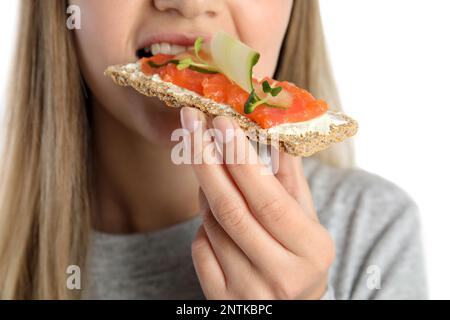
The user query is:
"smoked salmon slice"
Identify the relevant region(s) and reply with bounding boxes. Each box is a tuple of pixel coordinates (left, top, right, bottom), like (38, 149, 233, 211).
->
(141, 54, 328, 129)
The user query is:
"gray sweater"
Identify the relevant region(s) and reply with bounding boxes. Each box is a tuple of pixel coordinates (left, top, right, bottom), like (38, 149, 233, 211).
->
(86, 158, 428, 299)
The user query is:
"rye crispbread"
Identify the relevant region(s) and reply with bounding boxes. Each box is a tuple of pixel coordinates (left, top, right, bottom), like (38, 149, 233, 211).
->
(105, 63, 358, 157)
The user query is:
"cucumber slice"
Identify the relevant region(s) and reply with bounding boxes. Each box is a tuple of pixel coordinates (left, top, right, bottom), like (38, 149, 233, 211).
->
(210, 31, 260, 93)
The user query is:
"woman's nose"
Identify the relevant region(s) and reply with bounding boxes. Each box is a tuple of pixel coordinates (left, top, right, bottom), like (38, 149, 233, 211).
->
(153, 0, 218, 19)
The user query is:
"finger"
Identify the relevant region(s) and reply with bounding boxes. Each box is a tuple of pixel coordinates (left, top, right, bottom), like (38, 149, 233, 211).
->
(271, 149, 302, 198)
(181, 107, 285, 266)
(200, 188, 298, 292)
(272, 152, 317, 220)
(199, 178, 285, 270)
(180, 107, 216, 165)
(212, 116, 315, 250)
(200, 189, 253, 281)
(198, 186, 209, 212)
(191, 225, 227, 297)
(296, 157, 317, 220)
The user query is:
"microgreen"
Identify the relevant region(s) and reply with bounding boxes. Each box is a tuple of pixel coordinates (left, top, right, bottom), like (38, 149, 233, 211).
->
(176, 58, 193, 70)
(148, 58, 219, 74)
(194, 37, 203, 60)
(147, 59, 180, 68)
(262, 80, 283, 97)
(244, 81, 287, 114)
(244, 89, 288, 114)
(244, 90, 260, 114)
(188, 65, 220, 74)
(193, 36, 219, 72)
(147, 36, 219, 74)
(271, 86, 283, 96)
(262, 81, 271, 93)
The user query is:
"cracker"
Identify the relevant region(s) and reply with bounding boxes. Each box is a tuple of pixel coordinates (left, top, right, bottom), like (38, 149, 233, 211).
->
(105, 63, 358, 157)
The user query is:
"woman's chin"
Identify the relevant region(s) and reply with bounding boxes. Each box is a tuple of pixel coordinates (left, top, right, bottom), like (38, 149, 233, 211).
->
(135, 100, 184, 148)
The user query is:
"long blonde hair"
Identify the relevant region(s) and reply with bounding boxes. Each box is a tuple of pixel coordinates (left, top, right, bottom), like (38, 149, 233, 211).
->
(0, 0, 353, 299)
(275, 0, 354, 167)
(0, 0, 90, 299)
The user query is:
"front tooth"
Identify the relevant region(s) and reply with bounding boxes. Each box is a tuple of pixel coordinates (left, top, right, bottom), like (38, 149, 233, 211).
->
(149, 43, 189, 55)
(151, 43, 161, 55)
(171, 45, 187, 55)
(159, 42, 171, 54)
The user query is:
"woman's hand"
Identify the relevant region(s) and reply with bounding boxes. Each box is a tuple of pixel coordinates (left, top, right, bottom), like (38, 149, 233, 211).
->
(180, 107, 335, 300)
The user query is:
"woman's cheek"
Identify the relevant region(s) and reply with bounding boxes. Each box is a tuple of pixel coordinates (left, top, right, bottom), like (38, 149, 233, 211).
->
(75, 7, 132, 67)
(73, 27, 128, 123)
(230, 0, 292, 78)
(71, 1, 141, 114)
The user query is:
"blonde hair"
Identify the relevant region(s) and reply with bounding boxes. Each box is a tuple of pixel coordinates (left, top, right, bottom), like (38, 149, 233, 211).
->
(276, 0, 355, 167)
(0, 0, 353, 299)
(0, 0, 90, 299)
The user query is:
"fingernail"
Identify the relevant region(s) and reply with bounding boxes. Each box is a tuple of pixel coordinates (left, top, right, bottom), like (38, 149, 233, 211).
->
(213, 116, 235, 145)
(180, 107, 201, 133)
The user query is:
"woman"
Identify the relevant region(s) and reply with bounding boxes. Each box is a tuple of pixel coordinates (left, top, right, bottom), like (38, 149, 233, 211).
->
(0, 0, 427, 299)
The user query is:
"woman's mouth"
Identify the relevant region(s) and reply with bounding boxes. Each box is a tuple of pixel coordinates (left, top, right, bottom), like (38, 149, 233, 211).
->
(135, 33, 211, 59)
(136, 43, 190, 58)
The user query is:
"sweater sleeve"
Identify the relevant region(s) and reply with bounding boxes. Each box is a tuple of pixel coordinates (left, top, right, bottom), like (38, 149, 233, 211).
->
(305, 161, 428, 300)
(347, 193, 428, 299)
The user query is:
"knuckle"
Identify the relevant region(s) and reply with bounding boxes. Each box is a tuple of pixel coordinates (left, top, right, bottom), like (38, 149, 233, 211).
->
(191, 234, 209, 257)
(198, 198, 210, 215)
(263, 262, 301, 300)
(310, 229, 336, 273)
(213, 198, 248, 233)
(321, 236, 336, 270)
(256, 197, 289, 222)
(279, 177, 302, 199)
(273, 280, 299, 300)
(202, 211, 220, 232)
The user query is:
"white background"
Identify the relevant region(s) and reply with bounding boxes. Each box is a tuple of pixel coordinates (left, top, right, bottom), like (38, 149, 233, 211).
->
(1, 0, 449, 299)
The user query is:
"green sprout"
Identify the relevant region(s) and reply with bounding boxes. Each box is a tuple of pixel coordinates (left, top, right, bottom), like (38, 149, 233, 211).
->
(244, 81, 287, 114)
